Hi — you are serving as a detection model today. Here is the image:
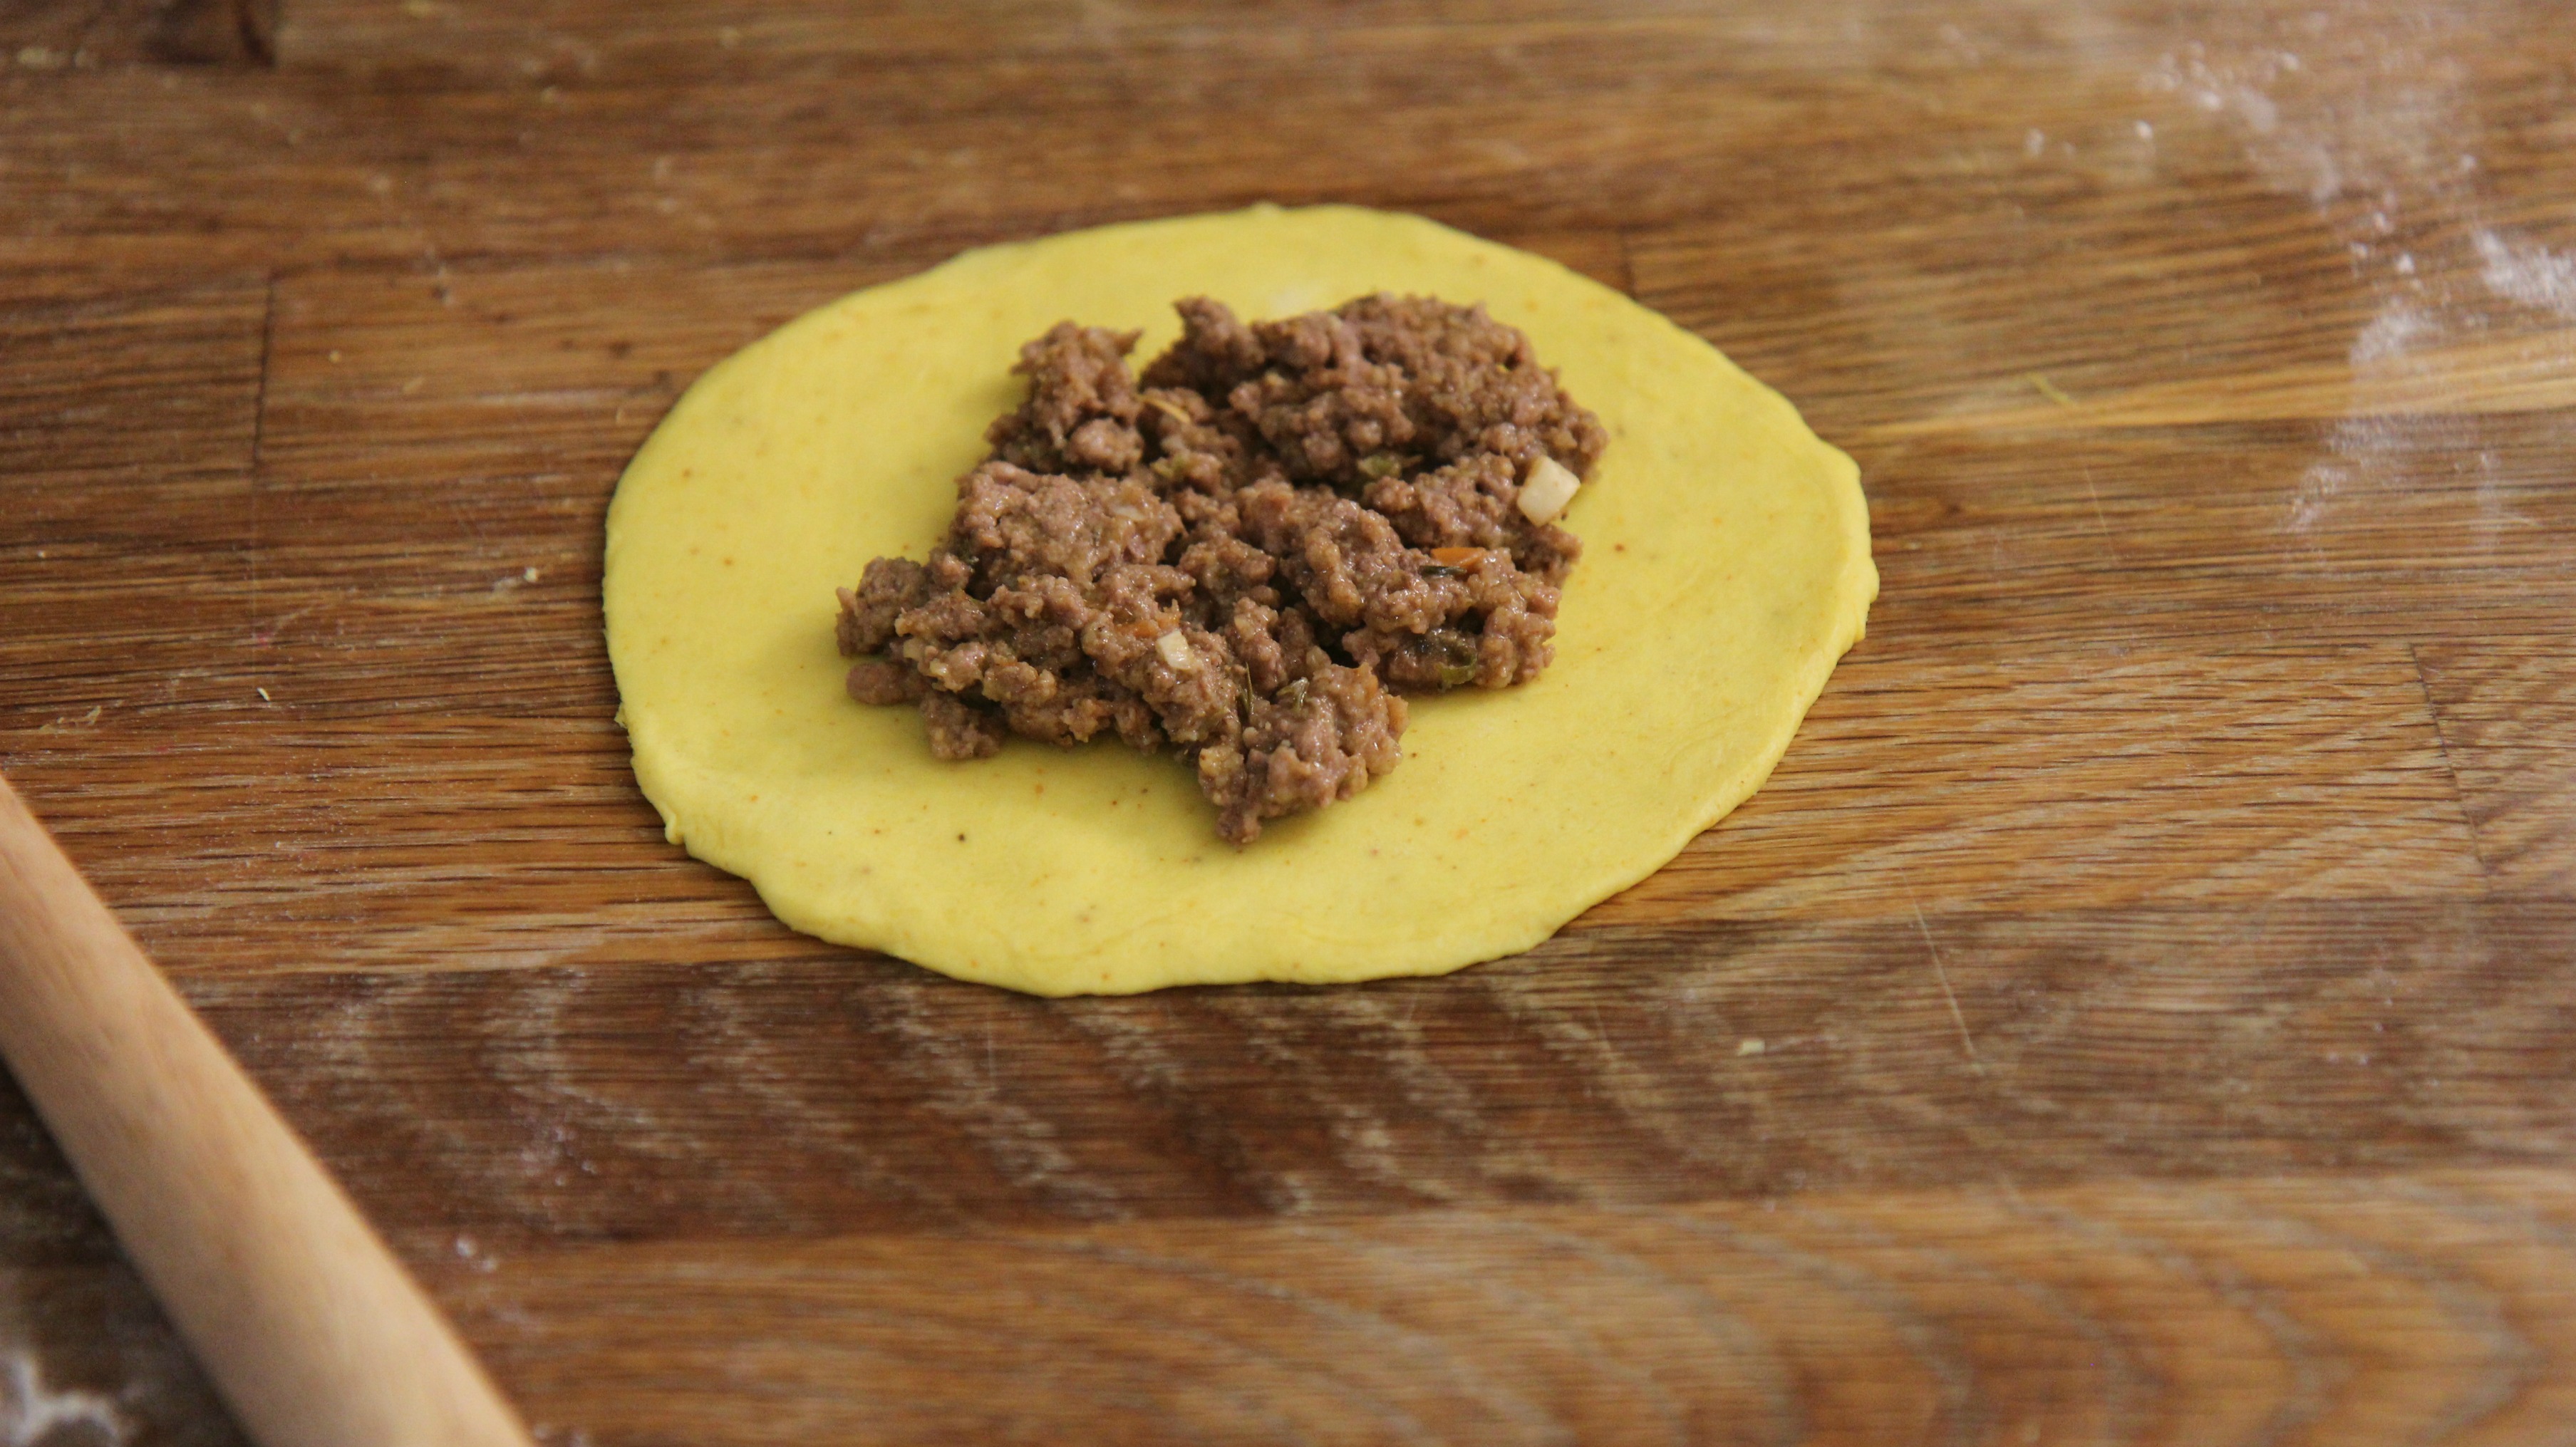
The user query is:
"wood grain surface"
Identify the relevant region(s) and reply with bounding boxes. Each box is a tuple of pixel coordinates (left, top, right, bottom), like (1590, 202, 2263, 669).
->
(4, 1, 2573, 1442)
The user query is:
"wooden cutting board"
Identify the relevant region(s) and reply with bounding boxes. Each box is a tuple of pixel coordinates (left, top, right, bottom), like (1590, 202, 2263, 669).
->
(4, 1, 2573, 1441)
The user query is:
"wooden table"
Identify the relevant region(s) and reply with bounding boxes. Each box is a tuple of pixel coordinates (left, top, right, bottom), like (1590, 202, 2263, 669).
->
(5, 1, 2572, 1441)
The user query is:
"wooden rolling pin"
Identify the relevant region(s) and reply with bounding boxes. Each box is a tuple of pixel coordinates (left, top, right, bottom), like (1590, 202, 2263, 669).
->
(0, 773, 534, 1447)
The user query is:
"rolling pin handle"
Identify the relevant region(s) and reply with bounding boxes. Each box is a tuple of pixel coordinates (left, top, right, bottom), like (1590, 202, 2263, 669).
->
(0, 774, 537, 1447)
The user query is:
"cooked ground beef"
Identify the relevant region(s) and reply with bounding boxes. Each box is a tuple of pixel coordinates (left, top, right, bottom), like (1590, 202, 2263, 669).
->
(836, 294, 1607, 843)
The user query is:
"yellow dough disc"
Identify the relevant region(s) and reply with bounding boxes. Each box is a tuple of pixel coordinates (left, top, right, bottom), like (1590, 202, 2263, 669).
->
(605, 204, 1876, 995)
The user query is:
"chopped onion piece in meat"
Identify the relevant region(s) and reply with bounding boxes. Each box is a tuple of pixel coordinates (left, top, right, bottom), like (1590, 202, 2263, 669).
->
(1156, 630, 1199, 672)
(1518, 455, 1582, 524)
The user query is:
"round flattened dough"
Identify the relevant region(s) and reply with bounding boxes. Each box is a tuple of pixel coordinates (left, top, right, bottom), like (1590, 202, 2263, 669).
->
(605, 204, 1876, 996)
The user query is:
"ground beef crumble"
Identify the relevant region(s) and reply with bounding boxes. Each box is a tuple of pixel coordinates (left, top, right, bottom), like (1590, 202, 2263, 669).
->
(836, 294, 1607, 843)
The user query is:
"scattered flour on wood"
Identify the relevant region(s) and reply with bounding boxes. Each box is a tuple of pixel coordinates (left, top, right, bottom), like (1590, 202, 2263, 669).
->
(2349, 301, 2437, 366)
(2474, 230, 2576, 320)
(1, 1353, 127, 1446)
(2138, 16, 2523, 544)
